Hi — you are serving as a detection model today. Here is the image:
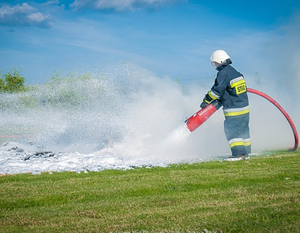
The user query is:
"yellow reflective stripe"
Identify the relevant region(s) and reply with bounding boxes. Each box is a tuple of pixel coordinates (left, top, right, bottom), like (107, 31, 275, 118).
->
(224, 108, 249, 117)
(208, 90, 218, 100)
(204, 99, 210, 104)
(230, 79, 245, 88)
(229, 141, 245, 148)
(244, 141, 252, 146)
(229, 138, 251, 148)
(244, 138, 251, 146)
(230, 141, 252, 148)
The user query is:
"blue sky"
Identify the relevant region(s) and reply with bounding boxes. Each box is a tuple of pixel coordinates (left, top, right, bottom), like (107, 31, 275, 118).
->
(1, 0, 300, 85)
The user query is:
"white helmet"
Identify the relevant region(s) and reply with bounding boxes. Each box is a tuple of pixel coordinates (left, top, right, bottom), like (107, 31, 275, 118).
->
(210, 50, 231, 69)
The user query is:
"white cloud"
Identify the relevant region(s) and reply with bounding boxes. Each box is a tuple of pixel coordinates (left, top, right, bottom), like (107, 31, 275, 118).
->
(27, 12, 50, 23)
(0, 3, 52, 28)
(70, 0, 183, 11)
(44, 0, 60, 5)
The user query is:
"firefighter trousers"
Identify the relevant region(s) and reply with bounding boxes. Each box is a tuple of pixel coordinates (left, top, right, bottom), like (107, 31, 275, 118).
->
(224, 113, 251, 156)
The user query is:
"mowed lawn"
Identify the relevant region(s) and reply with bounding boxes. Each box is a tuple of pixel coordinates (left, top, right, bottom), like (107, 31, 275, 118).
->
(1, 150, 299, 233)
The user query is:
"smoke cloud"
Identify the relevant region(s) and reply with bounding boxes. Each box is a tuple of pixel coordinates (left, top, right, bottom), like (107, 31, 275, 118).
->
(0, 63, 229, 166)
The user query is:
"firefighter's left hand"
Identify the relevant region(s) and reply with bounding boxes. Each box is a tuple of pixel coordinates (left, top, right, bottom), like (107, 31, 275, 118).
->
(200, 101, 209, 109)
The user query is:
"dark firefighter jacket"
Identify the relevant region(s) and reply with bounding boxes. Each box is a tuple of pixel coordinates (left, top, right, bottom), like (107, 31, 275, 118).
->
(202, 64, 249, 117)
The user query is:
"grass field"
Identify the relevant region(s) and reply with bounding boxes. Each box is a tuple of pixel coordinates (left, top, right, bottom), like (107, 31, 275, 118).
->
(0, 150, 299, 233)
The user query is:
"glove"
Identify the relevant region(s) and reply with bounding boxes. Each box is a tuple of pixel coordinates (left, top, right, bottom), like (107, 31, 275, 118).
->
(200, 101, 209, 109)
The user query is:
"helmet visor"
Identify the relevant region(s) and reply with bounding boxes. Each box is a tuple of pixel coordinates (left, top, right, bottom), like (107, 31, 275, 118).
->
(211, 61, 219, 70)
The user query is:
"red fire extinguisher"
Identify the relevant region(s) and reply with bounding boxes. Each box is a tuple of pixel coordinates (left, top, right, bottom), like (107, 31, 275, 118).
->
(185, 100, 222, 132)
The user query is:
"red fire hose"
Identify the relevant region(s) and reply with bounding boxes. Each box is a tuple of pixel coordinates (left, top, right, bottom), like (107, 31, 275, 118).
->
(247, 88, 298, 151)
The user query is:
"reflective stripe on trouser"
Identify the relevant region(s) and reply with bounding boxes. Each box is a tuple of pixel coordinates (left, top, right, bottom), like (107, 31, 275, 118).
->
(224, 113, 251, 156)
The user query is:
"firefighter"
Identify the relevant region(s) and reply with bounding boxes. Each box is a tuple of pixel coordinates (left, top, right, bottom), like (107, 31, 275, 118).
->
(200, 50, 251, 161)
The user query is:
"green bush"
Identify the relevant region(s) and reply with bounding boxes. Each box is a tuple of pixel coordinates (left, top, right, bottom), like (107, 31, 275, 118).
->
(0, 69, 27, 93)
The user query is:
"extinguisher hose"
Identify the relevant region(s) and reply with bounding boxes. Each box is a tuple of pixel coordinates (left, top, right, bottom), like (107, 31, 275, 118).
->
(247, 88, 299, 151)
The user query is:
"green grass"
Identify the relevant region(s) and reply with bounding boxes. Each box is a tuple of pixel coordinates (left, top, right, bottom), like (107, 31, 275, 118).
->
(1, 150, 299, 233)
